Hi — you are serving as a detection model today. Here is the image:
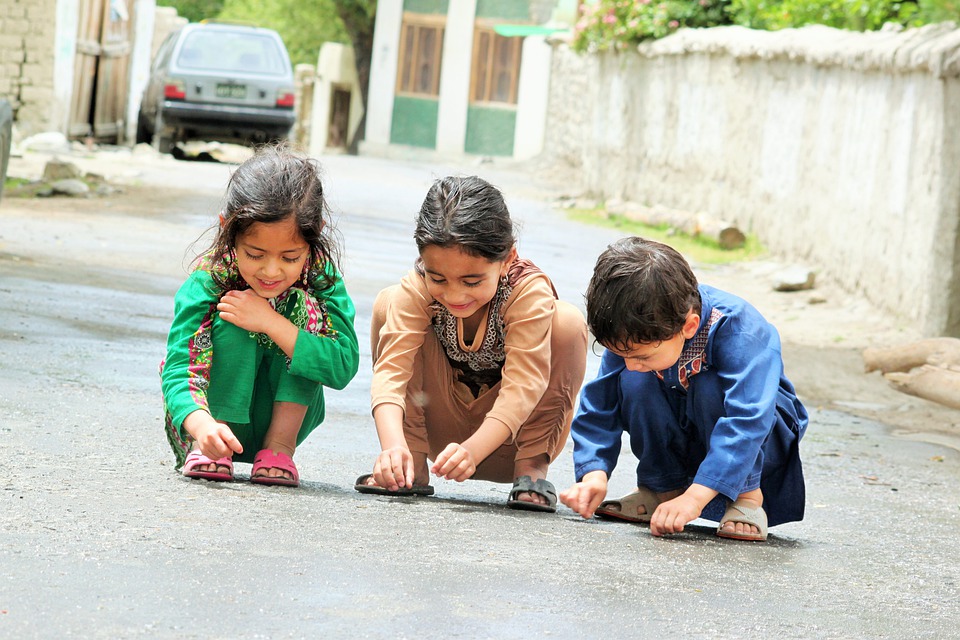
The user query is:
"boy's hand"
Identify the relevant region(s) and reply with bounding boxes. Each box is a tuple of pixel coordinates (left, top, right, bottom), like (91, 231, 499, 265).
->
(559, 470, 608, 519)
(431, 443, 477, 482)
(218, 289, 277, 333)
(373, 446, 416, 491)
(649, 493, 703, 536)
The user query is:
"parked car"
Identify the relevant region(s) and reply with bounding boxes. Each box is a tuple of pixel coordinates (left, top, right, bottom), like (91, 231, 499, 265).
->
(0, 98, 12, 202)
(137, 22, 296, 153)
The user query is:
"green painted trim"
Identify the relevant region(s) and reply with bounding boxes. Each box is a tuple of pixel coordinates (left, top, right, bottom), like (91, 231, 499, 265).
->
(494, 24, 568, 37)
(404, 0, 449, 14)
(391, 96, 439, 149)
(476, 0, 530, 20)
(465, 105, 516, 157)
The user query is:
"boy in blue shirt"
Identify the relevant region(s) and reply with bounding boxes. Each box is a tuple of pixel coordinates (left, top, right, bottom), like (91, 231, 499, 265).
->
(559, 237, 807, 540)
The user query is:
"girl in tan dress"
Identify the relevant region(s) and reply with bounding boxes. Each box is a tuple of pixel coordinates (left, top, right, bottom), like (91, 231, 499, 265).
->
(355, 175, 587, 511)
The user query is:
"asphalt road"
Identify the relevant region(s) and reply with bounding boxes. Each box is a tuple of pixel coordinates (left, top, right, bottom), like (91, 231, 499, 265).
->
(1, 148, 958, 639)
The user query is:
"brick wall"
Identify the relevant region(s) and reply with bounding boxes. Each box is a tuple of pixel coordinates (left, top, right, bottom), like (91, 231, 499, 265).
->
(0, 0, 58, 137)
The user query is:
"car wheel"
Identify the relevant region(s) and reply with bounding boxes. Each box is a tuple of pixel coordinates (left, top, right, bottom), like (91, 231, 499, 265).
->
(152, 111, 175, 154)
(135, 109, 151, 145)
(0, 99, 12, 203)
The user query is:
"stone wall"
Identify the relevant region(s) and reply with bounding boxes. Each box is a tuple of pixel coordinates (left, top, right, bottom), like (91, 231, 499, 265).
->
(0, 0, 58, 135)
(543, 23, 960, 337)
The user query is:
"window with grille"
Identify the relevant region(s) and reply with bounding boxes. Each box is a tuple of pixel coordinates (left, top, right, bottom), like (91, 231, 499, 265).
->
(396, 14, 445, 97)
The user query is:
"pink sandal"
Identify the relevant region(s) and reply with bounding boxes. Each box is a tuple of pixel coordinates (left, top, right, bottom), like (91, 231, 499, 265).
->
(250, 449, 300, 487)
(183, 450, 234, 482)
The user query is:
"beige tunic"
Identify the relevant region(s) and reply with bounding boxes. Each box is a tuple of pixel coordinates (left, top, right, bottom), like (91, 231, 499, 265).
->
(371, 260, 560, 441)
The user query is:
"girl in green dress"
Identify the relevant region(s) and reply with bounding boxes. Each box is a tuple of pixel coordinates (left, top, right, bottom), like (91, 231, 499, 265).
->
(160, 144, 359, 486)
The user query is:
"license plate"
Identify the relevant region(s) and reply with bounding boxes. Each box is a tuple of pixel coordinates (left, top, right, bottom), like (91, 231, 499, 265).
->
(215, 83, 246, 99)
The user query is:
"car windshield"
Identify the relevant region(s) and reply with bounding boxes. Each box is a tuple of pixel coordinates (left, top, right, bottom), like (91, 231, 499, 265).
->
(177, 30, 288, 75)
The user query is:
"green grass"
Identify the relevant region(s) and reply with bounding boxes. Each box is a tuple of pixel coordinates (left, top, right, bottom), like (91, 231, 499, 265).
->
(3, 176, 30, 192)
(568, 208, 766, 264)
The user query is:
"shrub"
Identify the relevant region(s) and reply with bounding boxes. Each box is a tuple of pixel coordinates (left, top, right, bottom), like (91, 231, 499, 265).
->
(571, 0, 958, 52)
(728, 0, 919, 31)
(572, 0, 734, 52)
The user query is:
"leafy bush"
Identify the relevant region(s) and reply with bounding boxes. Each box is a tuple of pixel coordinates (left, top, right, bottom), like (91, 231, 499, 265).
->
(572, 0, 733, 52)
(572, 0, 960, 52)
(729, 0, 919, 31)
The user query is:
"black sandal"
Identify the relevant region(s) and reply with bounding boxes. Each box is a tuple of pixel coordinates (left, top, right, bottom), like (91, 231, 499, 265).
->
(506, 475, 557, 513)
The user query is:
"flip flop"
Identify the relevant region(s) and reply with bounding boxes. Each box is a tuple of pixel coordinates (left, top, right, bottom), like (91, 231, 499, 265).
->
(354, 473, 435, 496)
(506, 475, 557, 513)
(717, 500, 768, 541)
(250, 449, 300, 487)
(595, 486, 660, 523)
(182, 450, 234, 482)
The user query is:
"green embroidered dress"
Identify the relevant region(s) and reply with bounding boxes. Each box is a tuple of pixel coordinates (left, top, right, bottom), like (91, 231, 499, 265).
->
(160, 259, 359, 469)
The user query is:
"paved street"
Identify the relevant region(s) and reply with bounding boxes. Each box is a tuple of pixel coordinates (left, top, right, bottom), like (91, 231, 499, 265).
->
(1, 148, 958, 639)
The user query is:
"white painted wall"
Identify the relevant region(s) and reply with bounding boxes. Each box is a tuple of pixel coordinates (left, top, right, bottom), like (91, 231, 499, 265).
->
(435, 0, 476, 155)
(125, 0, 156, 143)
(364, 0, 402, 148)
(543, 24, 960, 336)
(53, 0, 79, 132)
(514, 35, 551, 160)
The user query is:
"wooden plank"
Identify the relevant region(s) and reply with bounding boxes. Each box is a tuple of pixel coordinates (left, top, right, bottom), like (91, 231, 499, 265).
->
(92, 0, 133, 141)
(68, 0, 106, 138)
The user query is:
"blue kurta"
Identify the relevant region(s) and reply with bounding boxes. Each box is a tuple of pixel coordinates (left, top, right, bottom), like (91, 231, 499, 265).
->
(571, 284, 808, 526)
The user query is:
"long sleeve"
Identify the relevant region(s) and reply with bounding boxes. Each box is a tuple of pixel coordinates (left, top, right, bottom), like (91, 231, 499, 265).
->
(287, 272, 360, 390)
(692, 323, 784, 499)
(369, 270, 434, 412)
(571, 348, 626, 481)
(160, 271, 218, 429)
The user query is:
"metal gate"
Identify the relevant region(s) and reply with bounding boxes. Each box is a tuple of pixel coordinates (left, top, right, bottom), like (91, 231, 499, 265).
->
(68, 0, 134, 142)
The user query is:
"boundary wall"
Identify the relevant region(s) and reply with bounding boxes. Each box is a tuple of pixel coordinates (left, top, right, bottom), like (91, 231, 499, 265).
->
(543, 23, 960, 337)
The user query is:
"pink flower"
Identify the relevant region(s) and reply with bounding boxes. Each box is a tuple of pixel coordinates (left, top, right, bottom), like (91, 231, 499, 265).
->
(604, 13, 617, 24)
(669, 19, 679, 28)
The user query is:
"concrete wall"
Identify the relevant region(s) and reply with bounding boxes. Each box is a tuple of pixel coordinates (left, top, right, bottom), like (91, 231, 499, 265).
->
(542, 23, 960, 337)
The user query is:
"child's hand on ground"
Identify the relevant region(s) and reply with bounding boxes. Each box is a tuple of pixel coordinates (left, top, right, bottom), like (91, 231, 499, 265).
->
(431, 443, 477, 482)
(374, 445, 416, 491)
(649, 493, 703, 536)
(559, 470, 608, 519)
(218, 289, 277, 333)
(191, 416, 243, 461)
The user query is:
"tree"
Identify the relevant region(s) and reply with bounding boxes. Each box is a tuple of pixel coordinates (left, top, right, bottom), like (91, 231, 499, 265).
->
(156, 0, 225, 23)
(216, 0, 348, 66)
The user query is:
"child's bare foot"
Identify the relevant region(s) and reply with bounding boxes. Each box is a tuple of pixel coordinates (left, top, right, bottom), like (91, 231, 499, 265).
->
(511, 455, 551, 507)
(717, 489, 766, 540)
(251, 442, 297, 483)
(187, 448, 231, 475)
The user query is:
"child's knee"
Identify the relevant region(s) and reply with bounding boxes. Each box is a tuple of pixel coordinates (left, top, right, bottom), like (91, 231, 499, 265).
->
(552, 301, 587, 351)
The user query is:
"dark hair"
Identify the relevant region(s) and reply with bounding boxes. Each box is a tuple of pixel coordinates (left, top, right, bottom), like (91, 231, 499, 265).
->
(414, 175, 515, 261)
(200, 143, 341, 291)
(586, 236, 701, 350)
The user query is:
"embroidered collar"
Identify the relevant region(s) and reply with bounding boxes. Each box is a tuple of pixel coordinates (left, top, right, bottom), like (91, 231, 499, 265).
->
(655, 307, 724, 390)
